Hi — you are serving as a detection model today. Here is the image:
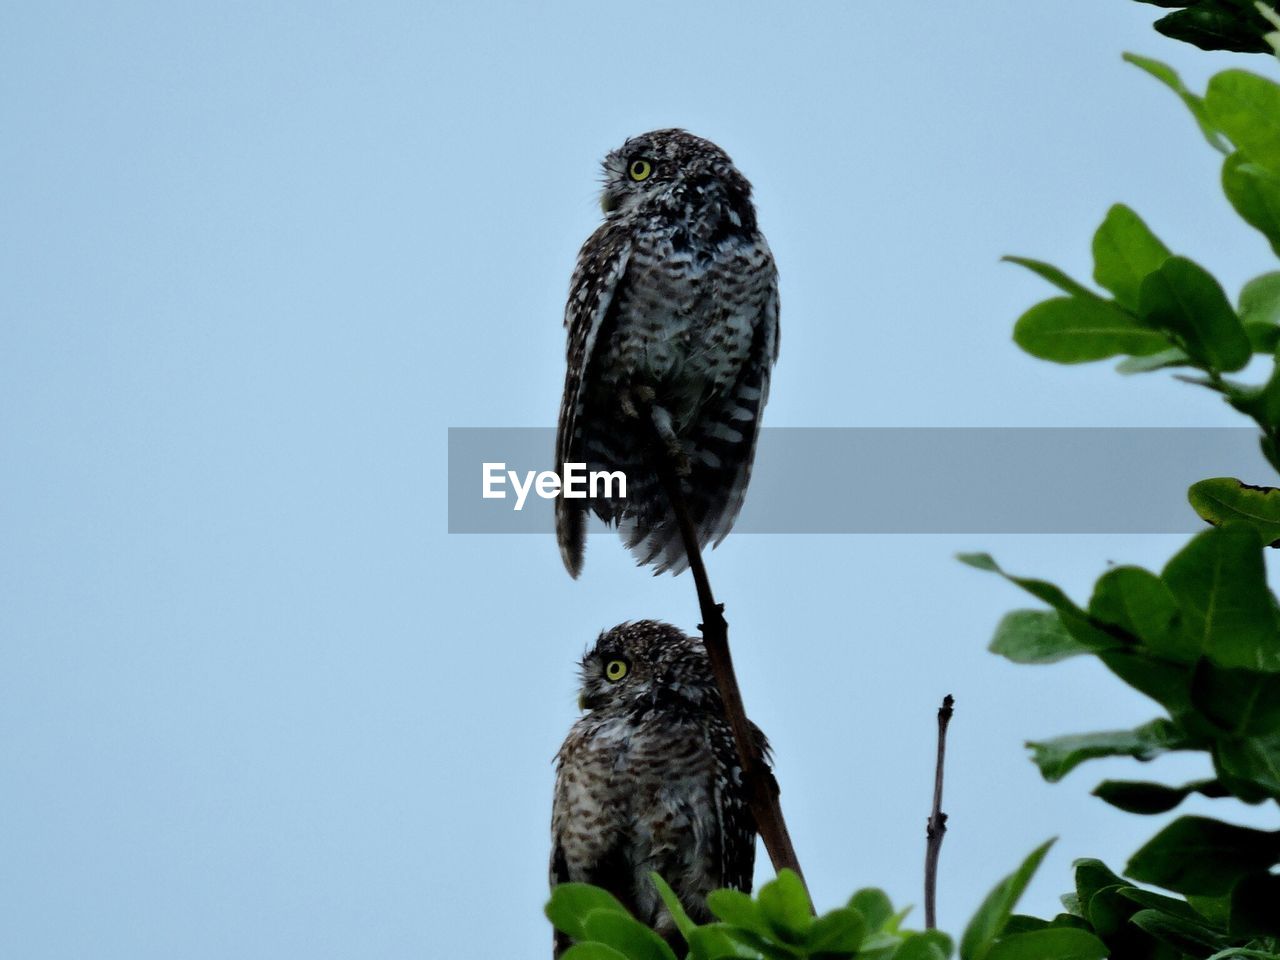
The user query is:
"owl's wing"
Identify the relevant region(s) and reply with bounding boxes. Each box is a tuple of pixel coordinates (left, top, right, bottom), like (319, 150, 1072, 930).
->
(713, 719, 769, 894)
(555, 223, 632, 577)
(550, 742, 640, 959)
(703, 277, 780, 552)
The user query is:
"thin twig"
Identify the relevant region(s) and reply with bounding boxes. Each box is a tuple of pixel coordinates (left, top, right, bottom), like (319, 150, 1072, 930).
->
(646, 430, 811, 908)
(924, 694, 955, 930)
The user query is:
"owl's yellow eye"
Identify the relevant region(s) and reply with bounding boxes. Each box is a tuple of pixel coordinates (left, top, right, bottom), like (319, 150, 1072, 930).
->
(605, 659, 629, 682)
(628, 159, 652, 182)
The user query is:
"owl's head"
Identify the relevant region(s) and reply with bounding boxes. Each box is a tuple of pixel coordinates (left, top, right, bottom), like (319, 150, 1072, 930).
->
(598, 128, 755, 225)
(577, 620, 716, 713)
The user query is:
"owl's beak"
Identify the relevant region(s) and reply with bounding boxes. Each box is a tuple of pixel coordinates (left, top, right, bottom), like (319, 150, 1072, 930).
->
(577, 692, 588, 711)
(600, 188, 620, 214)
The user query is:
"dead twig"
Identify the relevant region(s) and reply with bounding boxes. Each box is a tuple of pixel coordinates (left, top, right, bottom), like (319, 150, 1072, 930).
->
(925, 694, 955, 930)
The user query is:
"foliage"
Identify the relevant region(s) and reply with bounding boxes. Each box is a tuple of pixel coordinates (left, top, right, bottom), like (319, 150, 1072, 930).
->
(965, 45, 1280, 960)
(545, 850, 1109, 960)
(1128, 0, 1279, 54)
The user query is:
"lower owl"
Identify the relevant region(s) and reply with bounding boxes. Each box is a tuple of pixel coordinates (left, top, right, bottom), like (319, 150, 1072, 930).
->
(549, 620, 769, 955)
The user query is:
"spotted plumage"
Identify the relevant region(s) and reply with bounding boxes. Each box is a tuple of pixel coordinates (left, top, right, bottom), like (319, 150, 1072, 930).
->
(549, 620, 768, 956)
(556, 129, 780, 576)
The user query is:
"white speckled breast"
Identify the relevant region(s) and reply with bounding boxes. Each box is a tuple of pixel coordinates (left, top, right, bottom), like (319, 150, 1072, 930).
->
(602, 225, 774, 431)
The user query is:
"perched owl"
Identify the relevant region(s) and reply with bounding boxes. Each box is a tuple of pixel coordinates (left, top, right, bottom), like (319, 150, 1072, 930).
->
(555, 129, 780, 577)
(550, 620, 768, 956)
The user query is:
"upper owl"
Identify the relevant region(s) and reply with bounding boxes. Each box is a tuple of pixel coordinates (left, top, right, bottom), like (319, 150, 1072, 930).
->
(556, 129, 780, 577)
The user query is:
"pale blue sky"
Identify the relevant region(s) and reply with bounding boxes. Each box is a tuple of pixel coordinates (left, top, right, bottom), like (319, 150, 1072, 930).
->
(3, 3, 1277, 958)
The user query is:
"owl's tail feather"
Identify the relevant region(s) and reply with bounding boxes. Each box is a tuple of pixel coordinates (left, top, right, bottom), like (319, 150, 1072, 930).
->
(620, 513, 695, 576)
(556, 498, 585, 578)
(617, 466, 748, 577)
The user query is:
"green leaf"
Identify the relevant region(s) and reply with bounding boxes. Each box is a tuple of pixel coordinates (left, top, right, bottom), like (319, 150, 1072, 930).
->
(1001, 915, 1049, 934)
(1138, 256, 1251, 373)
(1084, 886, 1136, 940)
(706, 889, 769, 937)
(1118, 885, 1217, 925)
(984, 928, 1107, 960)
(1214, 731, 1280, 796)
(912, 931, 954, 958)
(1240, 272, 1280, 350)
(1245, 325, 1280, 354)
(1192, 659, 1280, 735)
(1186, 891, 1232, 928)
(893, 933, 951, 960)
(805, 907, 865, 954)
(1222, 153, 1280, 256)
(1226, 354, 1280, 430)
(1013, 297, 1170, 364)
(1073, 858, 1126, 904)
(1058, 892, 1083, 919)
(684, 924, 766, 960)
(958, 554, 1118, 649)
(847, 889, 894, 932)
(1161, 524, 1280, 672)
(1097, 651, 1199, 718)
(756, 870, 812, 944)
(1205, 951, 1280, 960)
(959, 839, 1055, 960)
(1093, 204, 1174, 310)
(1116, 346, 1191, 373)
(988, 610, 1093, 664)
(1027, 719, 1189, 782)
(1088, 566, 1181, 654)
(560, 945, 633, 960)
(861, 931, 908, 960)
(1002, 257, 1103, 300)
(1205, 69, 1280, 171)
(1229, 872, 1280, 936)
(716, 926, 797, 960)
(1240, 271, 1280, 324)
(1152, 4, 1275, 55)
(1127, 816, 1280, 895)
(1130, 907, 1231, 955)
(1188, 478, 1280, 547)
(581, 910, 679, 960)
(1092, 777, 1225, 813)
(649, 874, 697, 941)
(1124, 52, 1231, 153)
(547, 884, 633, 941)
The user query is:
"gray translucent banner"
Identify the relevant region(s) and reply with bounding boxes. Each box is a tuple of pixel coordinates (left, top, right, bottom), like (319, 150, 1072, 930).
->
(447, 427, 1267, 534)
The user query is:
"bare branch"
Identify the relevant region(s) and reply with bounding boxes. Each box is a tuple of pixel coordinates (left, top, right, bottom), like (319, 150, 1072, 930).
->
(925, 694, 955, 930)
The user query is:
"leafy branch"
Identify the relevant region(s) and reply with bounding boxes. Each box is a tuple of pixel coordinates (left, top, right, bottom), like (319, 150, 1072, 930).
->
(1128, 0, 1279, 54)
(964, 41, 1280, 960)
(545, 845, 1101, 960)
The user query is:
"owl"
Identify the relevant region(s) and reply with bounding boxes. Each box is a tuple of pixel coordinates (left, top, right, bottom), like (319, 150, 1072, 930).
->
(549, 620, 769, 956)
(555, 129, 780, 577)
